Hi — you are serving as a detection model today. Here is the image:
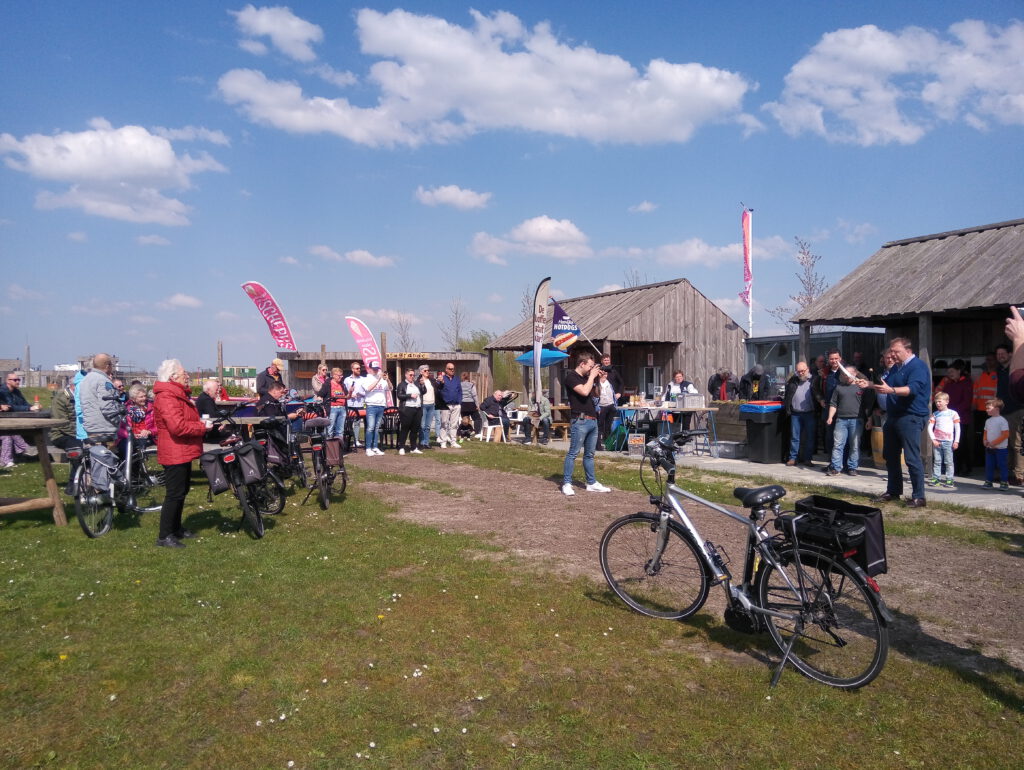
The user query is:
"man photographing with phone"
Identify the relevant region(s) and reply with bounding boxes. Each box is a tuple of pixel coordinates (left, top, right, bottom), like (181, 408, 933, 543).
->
(561, 351, 612, 496)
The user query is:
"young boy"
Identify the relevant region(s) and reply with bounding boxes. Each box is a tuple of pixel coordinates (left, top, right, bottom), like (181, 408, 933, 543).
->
(982, 398, 1010, 489)
(926, 391, 960, 487)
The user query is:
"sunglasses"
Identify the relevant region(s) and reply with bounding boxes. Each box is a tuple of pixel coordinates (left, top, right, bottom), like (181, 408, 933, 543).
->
(7, 378, 21, 382)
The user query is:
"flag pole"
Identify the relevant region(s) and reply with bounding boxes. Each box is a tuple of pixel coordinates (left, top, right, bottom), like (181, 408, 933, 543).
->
(748, 211, 753, 337)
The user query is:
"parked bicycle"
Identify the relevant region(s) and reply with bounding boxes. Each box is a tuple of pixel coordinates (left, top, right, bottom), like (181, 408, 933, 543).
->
(67, 427, 165, 538)
(598, 432, 892, 689)
(298, 417, 348, 510)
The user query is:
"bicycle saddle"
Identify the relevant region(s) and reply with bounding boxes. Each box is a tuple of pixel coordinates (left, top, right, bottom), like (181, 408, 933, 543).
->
(733, 485, 786, 508)
(302, 417, 331, 428)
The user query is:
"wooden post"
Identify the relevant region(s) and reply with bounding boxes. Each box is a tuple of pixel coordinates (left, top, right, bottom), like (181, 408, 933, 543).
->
(918, 314, 934, 471)
(217, 341, 224, 385)
(799, 323, 811, 366)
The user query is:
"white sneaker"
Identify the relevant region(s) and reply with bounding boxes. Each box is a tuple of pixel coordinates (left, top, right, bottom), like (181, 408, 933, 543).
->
(355, 441, 362, 448)
(586, 482, 612, 493)
(562, 483, 575, 496)
(398, 448, 405, 455)
(366, 449, 374, 457)
(474, 433, 482, 440)
(411, 448, 423, 454)
(2, 461, 14, 469)
(373, 447, 385, 455)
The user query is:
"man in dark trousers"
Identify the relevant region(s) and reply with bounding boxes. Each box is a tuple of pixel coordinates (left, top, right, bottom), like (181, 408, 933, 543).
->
(861, 338, 931, 507)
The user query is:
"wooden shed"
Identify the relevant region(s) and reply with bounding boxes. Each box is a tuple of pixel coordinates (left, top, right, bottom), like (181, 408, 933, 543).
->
(487, 278, 747, 400)
(793, 218, 1024, 372)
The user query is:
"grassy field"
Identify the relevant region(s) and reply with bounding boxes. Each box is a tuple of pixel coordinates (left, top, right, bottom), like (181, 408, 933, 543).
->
(0, 447, 1021, 768)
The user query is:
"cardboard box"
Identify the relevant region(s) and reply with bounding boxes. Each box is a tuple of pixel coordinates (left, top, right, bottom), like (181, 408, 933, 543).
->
(682, 394, 705, 409)
(627, 433, 647, 457)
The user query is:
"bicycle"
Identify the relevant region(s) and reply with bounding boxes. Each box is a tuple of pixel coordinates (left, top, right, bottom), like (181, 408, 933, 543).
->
(298, 417, 348, 510)
(598, 432, 892, 689)
(67, 427, 165, 538)
(253, 416, 307, 492)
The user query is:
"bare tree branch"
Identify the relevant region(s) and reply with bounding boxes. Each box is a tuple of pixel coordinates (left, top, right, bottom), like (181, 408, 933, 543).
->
(767, 237, 829, 334)
(623, 267, 648, 288)
(438, 296, 469, 351)
(391, 313, 419, 351)
(520, 284, 533, 321)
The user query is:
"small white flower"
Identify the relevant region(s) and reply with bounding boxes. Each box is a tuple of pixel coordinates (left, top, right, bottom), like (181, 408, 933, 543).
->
(256, 720, 262, 727)
(108, 694, 117, 701)
(461, 728, 467, 734)
(369, 742, 376, 748)
(287, 762, 295, 768)
(322, 678, 328, 684)
(433, 727, 440, 733)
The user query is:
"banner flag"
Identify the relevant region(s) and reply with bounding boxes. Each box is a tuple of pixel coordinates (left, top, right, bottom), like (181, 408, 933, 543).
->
(241, 281, 297, 350)
(344, 315, 393, 406)
(739, 209, 752, 308)
(551, 300, 581, 351)
(531, 277, 551, 408)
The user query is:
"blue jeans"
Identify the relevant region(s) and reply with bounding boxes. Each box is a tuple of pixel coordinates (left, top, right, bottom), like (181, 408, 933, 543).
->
(884, 413, 926, 499)
(985, 447, 1008, 483)
(788, 412, 815, 463)
(562, 416, 598, 486)
(420, 403, 436, 446)
(328, 406, 346, 439)
(932, 439, 954, 478)
(830, 418, 860, 471)
(364, 405, 385, 450)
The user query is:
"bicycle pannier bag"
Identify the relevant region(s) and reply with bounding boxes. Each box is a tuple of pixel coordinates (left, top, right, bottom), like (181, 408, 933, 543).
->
(793, 495, 888, 576)
(87, 445, 118, 492)
(235, 441, 267, 485)
(200, 451, 230, 495)
(324, 437, 343, 467)
(262, 435, 284, 466)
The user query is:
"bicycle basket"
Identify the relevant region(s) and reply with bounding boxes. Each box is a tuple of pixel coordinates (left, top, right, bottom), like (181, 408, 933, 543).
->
(324, 437, 344, 467)
(235, 441, 268, 485)
(87, 445, 118, 492)
(200, 450, 231, 495)
(795, 495, 887, 576)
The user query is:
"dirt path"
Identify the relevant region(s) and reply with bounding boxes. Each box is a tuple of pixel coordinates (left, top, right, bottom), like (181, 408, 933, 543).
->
(351, 452, 1024, 676)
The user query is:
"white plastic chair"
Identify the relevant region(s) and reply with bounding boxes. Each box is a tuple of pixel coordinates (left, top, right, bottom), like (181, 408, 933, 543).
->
(481, 415, 506, 442)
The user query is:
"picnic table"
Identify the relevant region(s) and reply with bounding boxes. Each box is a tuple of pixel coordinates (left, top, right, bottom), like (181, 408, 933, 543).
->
(0, 416, 68, 526)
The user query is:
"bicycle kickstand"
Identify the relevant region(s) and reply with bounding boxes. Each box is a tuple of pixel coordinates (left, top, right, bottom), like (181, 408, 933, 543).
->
(769, 620, 803, 688)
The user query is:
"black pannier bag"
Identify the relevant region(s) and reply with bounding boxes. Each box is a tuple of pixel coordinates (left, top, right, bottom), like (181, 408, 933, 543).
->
(200, 450, 230, 495)
(258, 418, 288, 466)
(790, 495, 888, 577)
(324, 437, 344, 467)
(235, 441, 267, 485)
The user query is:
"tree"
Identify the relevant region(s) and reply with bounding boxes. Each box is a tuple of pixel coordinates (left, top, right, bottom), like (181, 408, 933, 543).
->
(767, 237, 830, 333)
(391, 313, 419, 352)
(438, 297, 469, 351)
(623, 267, 649, 288)
(519, 284, 534, 320)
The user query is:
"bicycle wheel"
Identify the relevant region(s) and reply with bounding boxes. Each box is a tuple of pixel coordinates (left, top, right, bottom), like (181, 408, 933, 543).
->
(313, 453, 330, 510)
(292, 444, 309, 489)
(599, 513, 710, 620)
(237, 485, 265, 539)
(757, 547, 888, 689)
(250, 476, 285, 516)
(328, 464, 347, 496)
(129, 446, 165, 513)
(74, 465, 114, 538)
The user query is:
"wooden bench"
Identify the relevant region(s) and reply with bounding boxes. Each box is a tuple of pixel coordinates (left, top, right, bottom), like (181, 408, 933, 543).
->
(550, 422, 570, 439)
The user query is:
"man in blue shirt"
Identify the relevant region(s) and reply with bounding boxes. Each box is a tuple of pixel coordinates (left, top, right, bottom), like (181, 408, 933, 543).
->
(861, 338, 931, 507)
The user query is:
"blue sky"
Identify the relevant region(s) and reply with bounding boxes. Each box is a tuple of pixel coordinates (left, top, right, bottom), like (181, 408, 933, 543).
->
(2, 1, 1022, 371)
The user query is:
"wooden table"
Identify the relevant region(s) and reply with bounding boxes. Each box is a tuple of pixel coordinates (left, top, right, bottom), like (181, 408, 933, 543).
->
(617, 406, 720, 454)
(0, 417, 68, 526)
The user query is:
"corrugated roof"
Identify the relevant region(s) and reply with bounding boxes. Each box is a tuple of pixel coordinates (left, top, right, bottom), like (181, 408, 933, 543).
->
(488, 278, 737, 349)
(795, 218, 1024, 326)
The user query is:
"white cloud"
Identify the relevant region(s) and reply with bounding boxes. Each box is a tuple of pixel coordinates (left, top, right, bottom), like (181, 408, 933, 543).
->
(0, 118, 226, 225)
(129, 314, 159, 324)
(471, 215, 592, 262)
(279, 255, 300, 265)
(215, 310, 240, 321)
(309, 244, 395, 267)
(137, 234, 171, 246)
(837, 219, 878, 244)
(67, 231, 87, 242)
(550, 288, 566, 300)
(230, 4, 323, 62)
(7, 283, 45, 301)
(309, 64, 357, 88)
(219, 8, 757, 147)
(654, 234, 789, 267)
(0, 305, 12, 316)
(348, 308, 423, 324)
(487, 293, 502, 303)
(415, 184, 491, 210)
(711, 296, 754, 315)
(238, 38, 268, 56)
(597, 283, 624, 293)
(484, 254, 507, 266)
(158, 293, 202, 309)
(764, 19, 1024, 145)
(71, 300, 137, 316)
(151, 125, 230, 146)
(629, 201, 658, 213)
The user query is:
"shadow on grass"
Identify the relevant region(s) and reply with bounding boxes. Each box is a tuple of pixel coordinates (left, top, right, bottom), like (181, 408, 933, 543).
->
(888, 606, 1024, 712)
(984, 529, 1024, 558)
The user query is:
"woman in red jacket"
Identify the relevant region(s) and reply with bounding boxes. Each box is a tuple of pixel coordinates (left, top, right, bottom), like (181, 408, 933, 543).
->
(153, 359, 210, 548)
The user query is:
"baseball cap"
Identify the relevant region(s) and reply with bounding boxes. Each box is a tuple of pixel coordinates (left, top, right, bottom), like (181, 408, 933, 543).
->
(368, 360, 381, 369)
(272, 358, 285, 368)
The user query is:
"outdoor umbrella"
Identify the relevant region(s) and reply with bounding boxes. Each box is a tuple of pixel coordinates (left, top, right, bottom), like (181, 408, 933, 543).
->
(514, 348, 569, 367)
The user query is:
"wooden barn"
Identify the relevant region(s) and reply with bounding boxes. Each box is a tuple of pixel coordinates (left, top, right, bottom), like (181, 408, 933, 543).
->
(487, 278, 747, 400)
(794, 218, 1024, 373)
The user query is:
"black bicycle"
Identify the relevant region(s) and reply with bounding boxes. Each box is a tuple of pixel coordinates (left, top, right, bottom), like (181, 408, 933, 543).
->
(299, 417, 347, 510)
(599, 432, 892, 689)
(67, 427, 165, 538)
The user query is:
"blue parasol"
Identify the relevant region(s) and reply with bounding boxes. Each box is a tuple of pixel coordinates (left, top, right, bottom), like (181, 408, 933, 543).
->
(515, 348, 569, 367)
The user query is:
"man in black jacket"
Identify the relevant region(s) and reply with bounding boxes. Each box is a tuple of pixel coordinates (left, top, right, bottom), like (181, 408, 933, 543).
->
(256, 358, 285, 397)
(0, 371, 41, 467)
(783, 362, 818, 468)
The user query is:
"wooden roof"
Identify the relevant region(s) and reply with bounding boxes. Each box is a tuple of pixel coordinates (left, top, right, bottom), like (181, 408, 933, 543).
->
(795, 218, 1024, 327)
(487, 278, 742, 350)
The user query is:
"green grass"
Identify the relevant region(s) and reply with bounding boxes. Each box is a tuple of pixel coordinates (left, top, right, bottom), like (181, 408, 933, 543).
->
(0, 459, 1021, 768)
